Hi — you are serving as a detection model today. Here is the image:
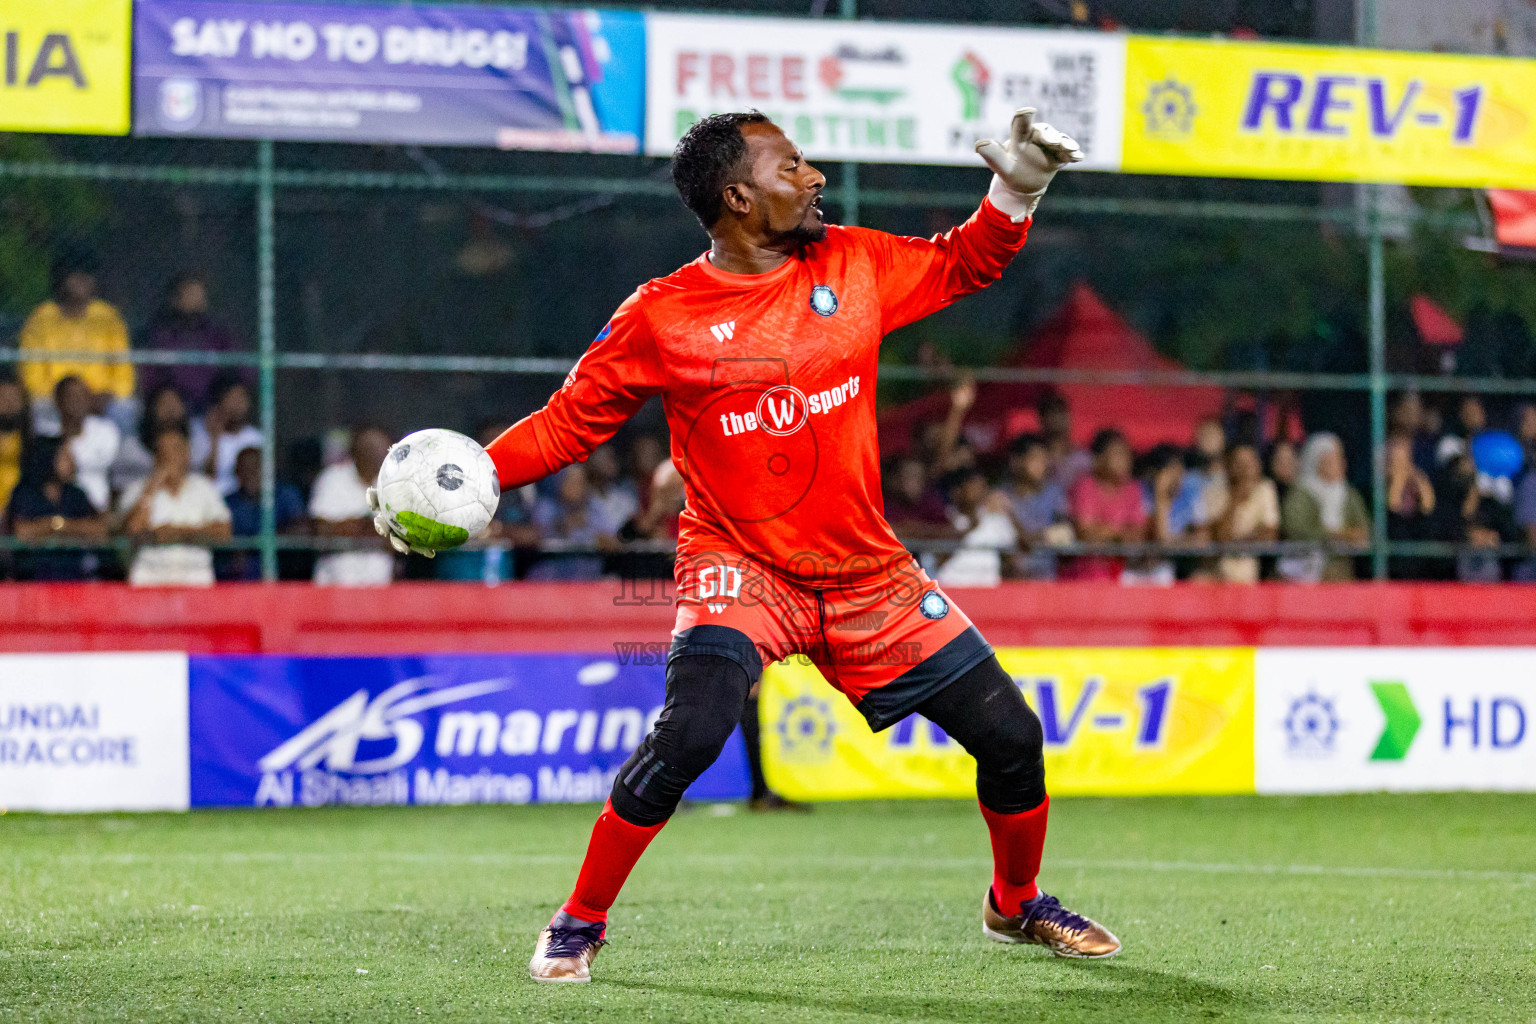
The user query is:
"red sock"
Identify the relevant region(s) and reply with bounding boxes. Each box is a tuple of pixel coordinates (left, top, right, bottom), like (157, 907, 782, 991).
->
(559, 799, 665, 924)
(979, 795, 1049, 917)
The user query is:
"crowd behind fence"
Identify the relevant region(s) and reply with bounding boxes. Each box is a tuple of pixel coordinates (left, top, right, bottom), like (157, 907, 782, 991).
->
(5, 302, 1536, 586)
(3, 126, 1536, 583)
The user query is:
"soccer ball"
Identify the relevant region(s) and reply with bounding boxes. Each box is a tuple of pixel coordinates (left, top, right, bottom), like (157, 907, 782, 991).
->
(373, 428, 499, 545)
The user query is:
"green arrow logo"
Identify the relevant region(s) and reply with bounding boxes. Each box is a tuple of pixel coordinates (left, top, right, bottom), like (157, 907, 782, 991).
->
(1369, 681, 1421, 761)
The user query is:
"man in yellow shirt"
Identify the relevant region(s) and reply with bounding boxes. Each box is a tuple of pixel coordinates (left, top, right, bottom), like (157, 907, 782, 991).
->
(18, 248, 135, 424)
(0, 376, 28, 515)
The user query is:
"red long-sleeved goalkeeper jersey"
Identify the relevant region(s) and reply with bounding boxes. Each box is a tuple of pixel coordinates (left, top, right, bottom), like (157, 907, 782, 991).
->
(487, 198, 1030, 586)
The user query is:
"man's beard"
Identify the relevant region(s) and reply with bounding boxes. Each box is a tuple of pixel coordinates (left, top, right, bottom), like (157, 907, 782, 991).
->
(768, 221, 828, 250)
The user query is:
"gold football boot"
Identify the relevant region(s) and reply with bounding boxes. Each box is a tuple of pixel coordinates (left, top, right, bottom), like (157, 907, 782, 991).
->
(528, 913, 607, 983)
(982, 889, 1121, 959)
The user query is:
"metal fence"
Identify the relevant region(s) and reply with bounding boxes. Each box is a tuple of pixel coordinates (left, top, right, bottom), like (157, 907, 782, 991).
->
(2, 2, 1534, 582)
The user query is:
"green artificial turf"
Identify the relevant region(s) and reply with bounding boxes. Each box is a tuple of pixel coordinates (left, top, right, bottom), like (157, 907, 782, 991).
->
(2, 795, 1533, 1023)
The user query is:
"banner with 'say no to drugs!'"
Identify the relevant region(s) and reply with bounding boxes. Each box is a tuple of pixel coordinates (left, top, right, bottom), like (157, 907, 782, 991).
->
(133, 0, 645, 151)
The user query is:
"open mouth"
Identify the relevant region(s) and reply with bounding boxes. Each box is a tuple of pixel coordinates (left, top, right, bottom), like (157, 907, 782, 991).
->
(809, 195, 824, 220)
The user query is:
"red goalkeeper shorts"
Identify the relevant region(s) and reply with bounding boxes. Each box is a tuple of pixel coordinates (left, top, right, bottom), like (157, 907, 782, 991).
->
(669, 552, 993, 731)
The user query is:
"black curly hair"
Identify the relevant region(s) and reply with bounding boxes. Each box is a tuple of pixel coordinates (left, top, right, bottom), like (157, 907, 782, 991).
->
(671, 111, 773, 230)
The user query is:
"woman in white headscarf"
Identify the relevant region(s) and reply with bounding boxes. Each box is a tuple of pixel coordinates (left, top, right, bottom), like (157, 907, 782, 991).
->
(1279, 432, 1369, 582)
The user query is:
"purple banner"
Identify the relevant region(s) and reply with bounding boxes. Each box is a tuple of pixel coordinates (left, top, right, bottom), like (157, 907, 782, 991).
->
(133, 1, 644, 150)
(189, 653, 749, 808)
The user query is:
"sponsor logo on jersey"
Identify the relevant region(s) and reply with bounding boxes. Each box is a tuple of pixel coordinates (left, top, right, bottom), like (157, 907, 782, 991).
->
(919, 591, 949, 620)
(718, 376, 859, 438)
(810, 284, 839, 317)
(709, 320, 736, 342)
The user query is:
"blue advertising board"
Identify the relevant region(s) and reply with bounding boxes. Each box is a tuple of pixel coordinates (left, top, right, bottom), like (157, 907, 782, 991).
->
(189, 654, 748, 808)
(133, 1, 644, 150)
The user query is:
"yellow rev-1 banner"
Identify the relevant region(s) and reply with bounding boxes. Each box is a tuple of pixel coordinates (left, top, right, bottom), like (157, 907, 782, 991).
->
(1123, 36, 1536, 188)
(0, 0, 130, 135)
(761, 647, 1254, 801)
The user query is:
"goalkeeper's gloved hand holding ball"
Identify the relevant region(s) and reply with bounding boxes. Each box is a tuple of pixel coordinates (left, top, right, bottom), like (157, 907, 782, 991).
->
(975, 107, 1084, 222)
(367, 485, 461, 559)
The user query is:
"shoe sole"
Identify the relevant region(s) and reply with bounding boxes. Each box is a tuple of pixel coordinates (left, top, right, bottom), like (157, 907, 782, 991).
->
(528, 970, 591, 983)
(983, 923, 1122, 959)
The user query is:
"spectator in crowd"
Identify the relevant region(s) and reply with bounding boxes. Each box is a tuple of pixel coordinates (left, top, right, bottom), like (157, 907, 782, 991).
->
(1185, 417, 1229, 517)
(310, 426, 395, 586)
(1435, 394, 1487, 467)
(138, 272, 243, 409)
(1436, 452, 1518, 583)
(915, 377, 978, 480)
(7, 437, 108, 581)
(120, 426, 231, 587)
(586, 443, 640, 537)
(1145, 444, 1210, 547)
(1512, 446, 1536, 582)
(112, 384, 190, 495)
(935, 466, 1018, 587)
(1268, 439, 1299, 504)
(54, 375, 120, 514)
(626, 434, 667, 512)
(1135, 444, 1208, 584)
(218, 446, 307, 581)
(1039, 390, 1090, 488)
(0, 375, 31, 517)
(191, 375, 263, 496)
(1384, 433, 1437, 580)
(623, 458, 685, 542)
(613, 457, 685, 582)
(999, 433, 1070, 581)
(1067, 428, 1147, 582)
(882, 454, 957, 544)
(529, 463, 612, 581)
(1515, 403, 1536, 467)
(1280, 432, 1369, 582)
(19, 246, 135, 433)
(1389, 391, 1438, 475)
(1210, 443, 1280, 584)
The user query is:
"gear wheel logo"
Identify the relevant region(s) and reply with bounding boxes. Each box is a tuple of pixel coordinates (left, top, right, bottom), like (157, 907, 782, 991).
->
(1143, 78, 1197, 139)
(1283, 690, 1339, 756)
(776, 692, 837, 764)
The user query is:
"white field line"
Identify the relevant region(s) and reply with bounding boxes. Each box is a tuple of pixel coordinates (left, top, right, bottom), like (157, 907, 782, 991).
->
(36, 851, 1536, 883)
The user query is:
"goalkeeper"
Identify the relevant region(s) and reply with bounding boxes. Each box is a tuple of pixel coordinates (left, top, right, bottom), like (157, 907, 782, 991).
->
(378, 108, 1120, 980)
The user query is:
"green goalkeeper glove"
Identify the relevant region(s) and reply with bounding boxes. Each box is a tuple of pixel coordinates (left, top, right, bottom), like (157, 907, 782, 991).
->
(974, 107, 1085, 222)
(367, 486, 468, 558)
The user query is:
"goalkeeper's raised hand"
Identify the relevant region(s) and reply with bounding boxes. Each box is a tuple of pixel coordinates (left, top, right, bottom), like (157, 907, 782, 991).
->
(367, 487, 468, 559)
(975, 107, 1084, 222)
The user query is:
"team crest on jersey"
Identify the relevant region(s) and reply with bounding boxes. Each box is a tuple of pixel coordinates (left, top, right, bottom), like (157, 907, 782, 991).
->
(809, 284, 839, 317)
(919, 591, 950, 620)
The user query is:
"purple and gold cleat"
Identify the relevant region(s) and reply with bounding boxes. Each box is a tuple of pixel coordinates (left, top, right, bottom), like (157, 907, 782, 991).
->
(529, 912, 607, 983)
(982, 889, 1121, 959)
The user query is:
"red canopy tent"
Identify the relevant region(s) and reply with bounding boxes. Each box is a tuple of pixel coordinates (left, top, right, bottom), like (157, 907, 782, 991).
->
(879, 283, 1227, 456)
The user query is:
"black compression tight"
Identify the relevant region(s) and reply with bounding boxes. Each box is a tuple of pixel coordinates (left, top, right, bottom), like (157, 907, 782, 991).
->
(608, 651, 1044, 826)
(912, 655, 1047, 815)
(609, 654, 752, 827)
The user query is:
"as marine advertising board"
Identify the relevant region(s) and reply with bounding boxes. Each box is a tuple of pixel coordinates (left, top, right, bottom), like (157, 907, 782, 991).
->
(645, 13, 1126, 169)
(761, 647, 1254, 800)
(188, 654, 747, 808)
(133, 0, 645, 151)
